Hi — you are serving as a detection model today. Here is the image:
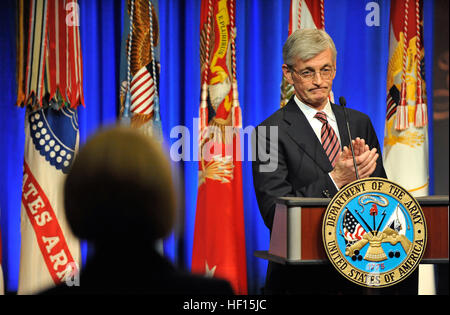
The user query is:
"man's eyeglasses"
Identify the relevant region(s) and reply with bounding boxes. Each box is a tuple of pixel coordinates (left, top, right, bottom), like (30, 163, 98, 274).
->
(288, 66, 334, 81)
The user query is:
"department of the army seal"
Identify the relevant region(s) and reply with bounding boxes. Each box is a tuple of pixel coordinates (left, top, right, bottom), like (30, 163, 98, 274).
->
(322, 177, 427, 288)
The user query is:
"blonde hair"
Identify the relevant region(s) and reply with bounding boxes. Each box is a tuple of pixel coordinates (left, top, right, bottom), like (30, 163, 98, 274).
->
(283, 29, 337, 66)
(64, 126, 176, 242)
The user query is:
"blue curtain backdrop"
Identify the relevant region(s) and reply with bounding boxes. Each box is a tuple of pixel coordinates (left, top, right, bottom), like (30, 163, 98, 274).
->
(0, 0, 434, 294)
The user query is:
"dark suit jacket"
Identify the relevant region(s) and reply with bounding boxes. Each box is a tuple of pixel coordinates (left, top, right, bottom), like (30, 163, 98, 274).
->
(253, 97, 387, 232)
(40, 240, 234, 295)
(252, 97, 387, 294)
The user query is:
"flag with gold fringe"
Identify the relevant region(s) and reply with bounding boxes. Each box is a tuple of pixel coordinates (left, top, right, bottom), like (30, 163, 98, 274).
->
(280, 0, 325, 107)
(16, 0, 83, 294)
(119, 0, 161, 140)
(383, 0, 429, 197)
(383, 0, 433, 295)
(192, 0, 247, 294)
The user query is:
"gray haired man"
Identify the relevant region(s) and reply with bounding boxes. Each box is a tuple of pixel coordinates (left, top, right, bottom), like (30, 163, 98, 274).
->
(252, 29, 420, 294)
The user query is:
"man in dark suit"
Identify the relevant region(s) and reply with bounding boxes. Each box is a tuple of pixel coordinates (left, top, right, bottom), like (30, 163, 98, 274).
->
(252, 29, 388, 294)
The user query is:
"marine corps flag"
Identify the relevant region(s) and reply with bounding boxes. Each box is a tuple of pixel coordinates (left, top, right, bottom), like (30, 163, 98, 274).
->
(383, 0, 429, 196)
(280, 0, 325, 107)
(192, 0, 247, 294)
(16, 0, 83, 294)
(119, 0, 161, 140)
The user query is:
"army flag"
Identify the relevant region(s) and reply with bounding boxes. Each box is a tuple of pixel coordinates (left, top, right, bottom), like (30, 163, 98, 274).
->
(192, 0, 247, 294)
(280, 0, 325, 107)
(383, 0, 429, 197)
(119, 0, 161, 140)
(383, 0, 434, 294)
(16, 0, 83, 294)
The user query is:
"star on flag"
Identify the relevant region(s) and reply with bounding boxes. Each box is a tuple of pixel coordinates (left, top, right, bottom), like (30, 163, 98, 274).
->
(205, 261, 217, 278)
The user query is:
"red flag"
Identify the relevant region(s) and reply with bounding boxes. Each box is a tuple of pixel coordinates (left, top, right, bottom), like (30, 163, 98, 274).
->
(17, 0, 84, 109)
(192, 0, 247, 295)
(288, 0, 324, 34)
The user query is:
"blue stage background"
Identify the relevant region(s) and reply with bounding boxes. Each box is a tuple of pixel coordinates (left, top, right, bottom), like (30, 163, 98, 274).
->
(0, 0, 435, 294)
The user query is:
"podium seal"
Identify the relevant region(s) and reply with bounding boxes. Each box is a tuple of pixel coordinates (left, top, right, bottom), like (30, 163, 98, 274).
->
(322, 178, 427, 288)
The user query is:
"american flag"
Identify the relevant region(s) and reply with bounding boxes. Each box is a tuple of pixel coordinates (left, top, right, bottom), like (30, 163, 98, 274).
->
(343, 210, 366, 246)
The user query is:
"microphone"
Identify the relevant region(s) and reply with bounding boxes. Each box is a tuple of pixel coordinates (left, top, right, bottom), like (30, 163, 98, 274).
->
(339, 96, 360, 180)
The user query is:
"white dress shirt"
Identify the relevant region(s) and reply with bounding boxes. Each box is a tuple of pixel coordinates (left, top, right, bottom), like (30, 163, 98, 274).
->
(293, 95, 342, 145)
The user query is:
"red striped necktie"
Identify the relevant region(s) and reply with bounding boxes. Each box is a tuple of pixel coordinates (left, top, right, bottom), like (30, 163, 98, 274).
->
(314, 111, 340, 167)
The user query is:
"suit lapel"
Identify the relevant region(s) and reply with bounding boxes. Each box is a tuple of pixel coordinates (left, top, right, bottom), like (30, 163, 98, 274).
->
(282, 98, 332, 172)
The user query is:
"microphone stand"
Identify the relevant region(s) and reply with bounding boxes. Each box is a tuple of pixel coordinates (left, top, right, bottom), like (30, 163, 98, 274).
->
(339, 98, 380, 295)
(339, 97, 359, 180)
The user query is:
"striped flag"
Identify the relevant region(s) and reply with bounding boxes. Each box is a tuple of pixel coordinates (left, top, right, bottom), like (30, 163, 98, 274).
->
(118, 0, 163, 254)
(383, 0, 434, 294)
(192, 0, 247, 294)
(342, 210, 367, 245)
(16, 0, 83, 294)
(281, 0, 325, 107)
(17, 0, 84, 109)
(119, 0, 162, 140)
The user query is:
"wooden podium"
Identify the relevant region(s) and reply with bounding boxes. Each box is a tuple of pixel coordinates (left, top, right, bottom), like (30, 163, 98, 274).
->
(255, 195, 449, 265)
